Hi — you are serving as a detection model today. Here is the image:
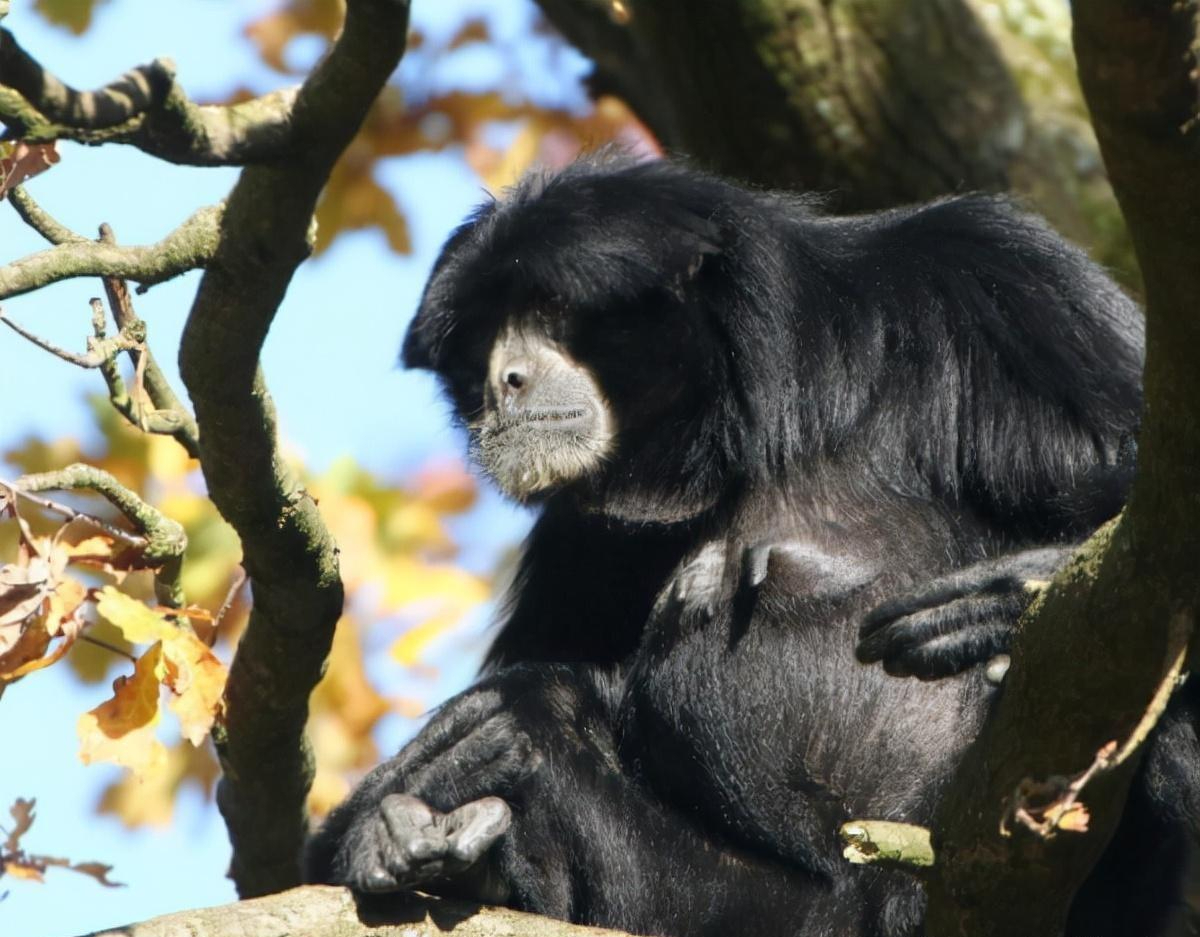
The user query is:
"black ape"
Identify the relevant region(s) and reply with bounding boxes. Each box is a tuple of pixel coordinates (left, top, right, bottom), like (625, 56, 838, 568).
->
(308, 158, 1196, 936)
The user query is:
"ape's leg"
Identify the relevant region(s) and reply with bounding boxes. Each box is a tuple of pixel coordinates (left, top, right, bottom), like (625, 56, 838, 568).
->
(855, 546, 1072, 679)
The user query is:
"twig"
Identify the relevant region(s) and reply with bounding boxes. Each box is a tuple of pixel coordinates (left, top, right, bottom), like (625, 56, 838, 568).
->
(213, 567, 248, 636)
(15, 465, 187, 608)
(97, 225, 201, 457)
(7, 185, 84, 244)
(78, 633, 138, 664)
(0, 304, 138, 367)
(0, 479, 147, 548)
(1001, 611, 1194, 841)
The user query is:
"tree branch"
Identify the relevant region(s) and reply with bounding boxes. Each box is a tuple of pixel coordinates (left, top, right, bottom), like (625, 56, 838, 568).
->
(176, 0, 411, 899)
(16, 464, 187, 606)
(0, 28, 298, 165)
(98, 225, 201, 458)
(0, 203, 222, 300)
(7, 184, 85, 244)
(80, 886, 635, 937)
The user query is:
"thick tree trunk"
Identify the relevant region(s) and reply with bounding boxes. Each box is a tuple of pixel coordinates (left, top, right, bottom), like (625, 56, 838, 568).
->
(536, 0, 1134, 283)
(924, 1, 1200, 933)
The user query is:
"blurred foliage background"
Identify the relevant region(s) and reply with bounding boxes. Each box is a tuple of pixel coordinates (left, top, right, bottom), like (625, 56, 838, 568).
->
(0, 0, 1135, 933)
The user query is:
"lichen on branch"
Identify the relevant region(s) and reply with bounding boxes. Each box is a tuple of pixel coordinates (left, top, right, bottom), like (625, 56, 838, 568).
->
(0, 28, 298, 165)
(0, 203, 222, 300)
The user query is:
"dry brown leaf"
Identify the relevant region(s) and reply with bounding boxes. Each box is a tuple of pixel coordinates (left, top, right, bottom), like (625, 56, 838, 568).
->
(314, 157, 410, 255)
(3, 798, 35, 854)
(0, 558, 51, 634)
(0, 141, 60, 197)
(0, 615, 53, 681)
(445, 17, 489, 51)
(67, 861, 122, 887)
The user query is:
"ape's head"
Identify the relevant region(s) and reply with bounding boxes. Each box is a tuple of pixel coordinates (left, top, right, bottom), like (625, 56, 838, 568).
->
(402, 159, 759, 524)
(404, 157, 1144, 537)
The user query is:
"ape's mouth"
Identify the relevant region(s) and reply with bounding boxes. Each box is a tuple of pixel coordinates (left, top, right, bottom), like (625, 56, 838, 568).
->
(500, 406, 592, 432)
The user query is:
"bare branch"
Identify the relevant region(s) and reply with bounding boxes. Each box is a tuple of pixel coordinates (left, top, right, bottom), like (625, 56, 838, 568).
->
(0, 202, 221, 300)
(0, 28, 298, 165)
(0, 305, 136, 366)
(98, 225, 201, 457)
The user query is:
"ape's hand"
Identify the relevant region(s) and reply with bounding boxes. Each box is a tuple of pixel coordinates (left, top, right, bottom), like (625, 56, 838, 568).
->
(856, 547, 1072, 681)
(337, 794, 513, 898)
(309, 674, 547, 898)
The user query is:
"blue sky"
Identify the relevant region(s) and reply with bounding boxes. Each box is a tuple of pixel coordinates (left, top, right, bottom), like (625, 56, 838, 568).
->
(0, 1, 586, 932)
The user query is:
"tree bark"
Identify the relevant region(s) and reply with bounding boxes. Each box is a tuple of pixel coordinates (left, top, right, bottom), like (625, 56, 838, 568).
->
(924, 2, 1200, 933)
(535, 0, 1133, 283)
(81, 886, 634, 937)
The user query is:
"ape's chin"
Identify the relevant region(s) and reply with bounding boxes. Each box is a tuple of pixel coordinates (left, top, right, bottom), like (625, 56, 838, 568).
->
(475, 422, 610, 501)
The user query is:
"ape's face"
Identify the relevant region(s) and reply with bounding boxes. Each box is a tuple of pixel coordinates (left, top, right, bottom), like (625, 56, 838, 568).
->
(419, 300, 720, 520)
(475, 324, 615, 500)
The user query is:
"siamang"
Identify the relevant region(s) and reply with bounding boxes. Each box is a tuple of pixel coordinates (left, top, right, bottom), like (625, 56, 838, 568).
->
(307, 158, 1197, 936)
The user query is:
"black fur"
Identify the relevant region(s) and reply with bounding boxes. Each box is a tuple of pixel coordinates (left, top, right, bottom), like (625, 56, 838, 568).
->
(308, 158, 1196, 936)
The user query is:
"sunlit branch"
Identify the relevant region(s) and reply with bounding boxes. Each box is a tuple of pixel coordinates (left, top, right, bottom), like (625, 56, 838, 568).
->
(0, 28, 299, 165)
(0, 203, 221, 300)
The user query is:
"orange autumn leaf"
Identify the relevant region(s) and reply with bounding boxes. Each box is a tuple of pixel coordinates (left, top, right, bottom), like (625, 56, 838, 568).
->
(307, 618, 387, 816)
(3, 860, 45, 881)
(77, 644, 167, 774)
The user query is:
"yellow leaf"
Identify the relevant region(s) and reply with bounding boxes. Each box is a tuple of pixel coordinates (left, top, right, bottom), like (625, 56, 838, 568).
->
(146, 435, 193, 483)
(98, 742, 218, 829)
(160, 629, 227, 746)
(390, 604, 473, 667)
(384, 501, 450, 554)
(45, 578, 87, 638)
(382, 558, 488, 610)
(95, 586, 173, 645)
(311, 617, 388, 738)
(77, 644, 166, 774)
